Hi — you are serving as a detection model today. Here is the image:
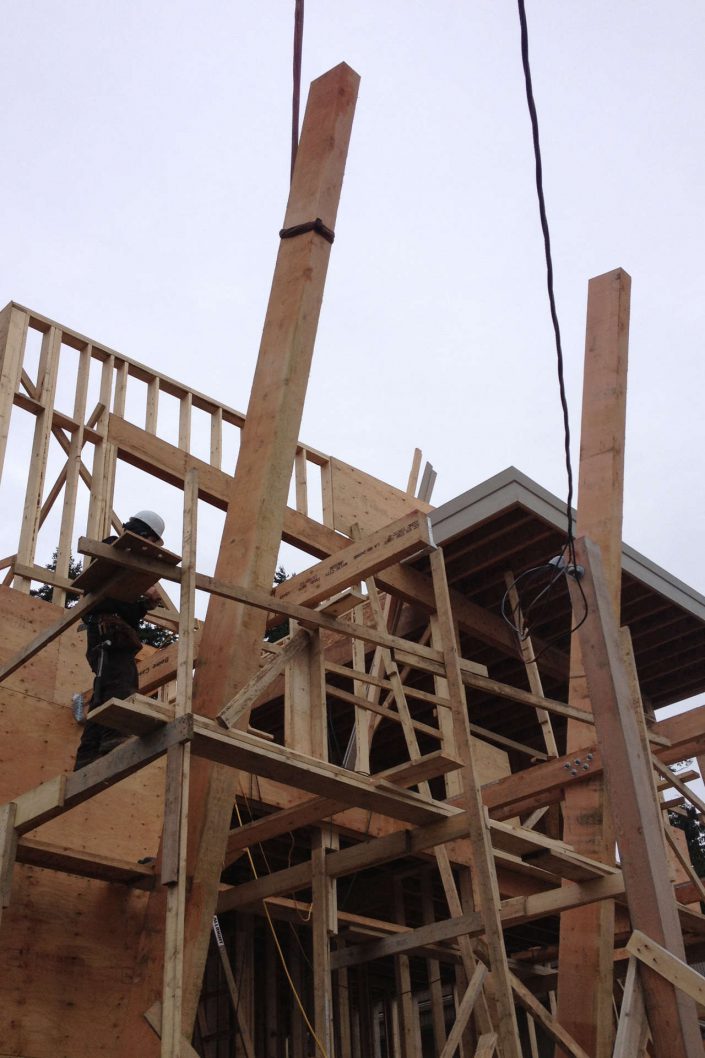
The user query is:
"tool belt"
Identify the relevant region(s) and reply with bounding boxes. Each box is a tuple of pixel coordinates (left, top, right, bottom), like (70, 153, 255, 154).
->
(90, 614, 143, 654)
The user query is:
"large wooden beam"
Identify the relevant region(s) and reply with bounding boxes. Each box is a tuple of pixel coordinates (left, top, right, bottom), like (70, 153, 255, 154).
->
(77, 534, 448, 662)
(216, 701, 699, 890)
(275, 508, 434, 608)
(219, 806, 621, 916)
(329, 873, 626, 970)
(93, 697, 455, 826)
(118, 62, 359, 1056)
(108, 413, 343, 560)
(106, 415, 569, 677)
(566, 537, 702, 1058)
(557, 267, 630, 1058)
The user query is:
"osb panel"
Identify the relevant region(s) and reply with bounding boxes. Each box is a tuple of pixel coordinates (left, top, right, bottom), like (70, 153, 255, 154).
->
(0, 868, 150, 1058)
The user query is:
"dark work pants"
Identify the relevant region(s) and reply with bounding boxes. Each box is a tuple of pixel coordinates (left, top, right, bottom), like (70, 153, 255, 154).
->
(73, 646, 139, 770)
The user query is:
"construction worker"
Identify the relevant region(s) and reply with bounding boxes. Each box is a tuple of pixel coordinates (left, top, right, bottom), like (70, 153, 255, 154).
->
(73, 511, 166, 770)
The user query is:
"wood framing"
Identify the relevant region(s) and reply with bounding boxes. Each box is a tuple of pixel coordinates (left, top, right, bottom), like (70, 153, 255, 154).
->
(557, 267, 631, 1058)
(119, 61, 361, 1055)
(0, 74, 704, 1058)
(566, 537, 702, 1058)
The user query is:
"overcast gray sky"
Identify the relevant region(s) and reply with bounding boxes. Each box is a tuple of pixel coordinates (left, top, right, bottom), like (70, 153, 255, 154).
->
(2, 2, 704, 609)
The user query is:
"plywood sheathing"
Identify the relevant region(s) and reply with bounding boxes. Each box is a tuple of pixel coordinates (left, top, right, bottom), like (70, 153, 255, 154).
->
(0, 588, 166, 1058)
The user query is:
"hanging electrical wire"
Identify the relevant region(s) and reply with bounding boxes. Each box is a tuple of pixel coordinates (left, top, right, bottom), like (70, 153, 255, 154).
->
(516, 0, 575, 554)
(499, 0, 589, 653)
(290, 0, 305, 182)
(500, 559, 582, 666)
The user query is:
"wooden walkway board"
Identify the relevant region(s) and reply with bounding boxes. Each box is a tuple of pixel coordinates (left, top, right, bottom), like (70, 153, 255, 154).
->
(73, 530, 181, 601)
(91, 696, 454, 827)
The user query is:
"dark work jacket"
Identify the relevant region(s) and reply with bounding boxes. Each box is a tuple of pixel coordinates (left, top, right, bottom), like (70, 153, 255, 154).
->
(85, 535, 151, 650)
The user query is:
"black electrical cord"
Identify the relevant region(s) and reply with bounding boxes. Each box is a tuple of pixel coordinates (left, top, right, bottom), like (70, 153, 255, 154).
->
(497, 0, 590, 657)
(291, 0, 304, 182)
(501, 558, 588, 666)
(516, 0, 576, 561)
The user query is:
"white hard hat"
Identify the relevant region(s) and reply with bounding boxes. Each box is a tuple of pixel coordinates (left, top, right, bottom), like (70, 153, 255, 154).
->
(132, 510, 165, 539)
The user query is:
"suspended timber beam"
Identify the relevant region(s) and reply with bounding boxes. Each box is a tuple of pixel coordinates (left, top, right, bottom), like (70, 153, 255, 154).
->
(117, 61, 360, 1056)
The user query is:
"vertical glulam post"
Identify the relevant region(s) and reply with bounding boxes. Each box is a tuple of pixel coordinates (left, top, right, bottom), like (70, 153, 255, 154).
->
(566, 536, 703, 1058)
(284, 623, 327, 758)
(557, 267, 631, 1058)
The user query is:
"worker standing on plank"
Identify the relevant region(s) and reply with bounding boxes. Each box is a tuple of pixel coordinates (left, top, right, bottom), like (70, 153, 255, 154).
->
(73, 511, 166, 770)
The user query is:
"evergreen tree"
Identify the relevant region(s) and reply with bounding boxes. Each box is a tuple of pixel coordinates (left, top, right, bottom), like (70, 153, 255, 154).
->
(670, 806, 705, 878)
(139, 619, 177, 648)
(30, 550, 82, 607)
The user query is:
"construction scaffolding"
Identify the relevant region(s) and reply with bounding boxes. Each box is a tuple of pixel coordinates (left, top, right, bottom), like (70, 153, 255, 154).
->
(2, 62, 705, 1058)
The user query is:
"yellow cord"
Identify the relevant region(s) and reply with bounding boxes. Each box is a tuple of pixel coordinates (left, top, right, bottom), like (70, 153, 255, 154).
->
(232, 798, 330, 1058)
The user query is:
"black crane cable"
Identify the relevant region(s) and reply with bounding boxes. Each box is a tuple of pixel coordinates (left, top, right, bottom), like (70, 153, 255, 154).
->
(517, 0, 575, 558)
(500, 0, 588, 653)
(291, 0, 304, 183)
